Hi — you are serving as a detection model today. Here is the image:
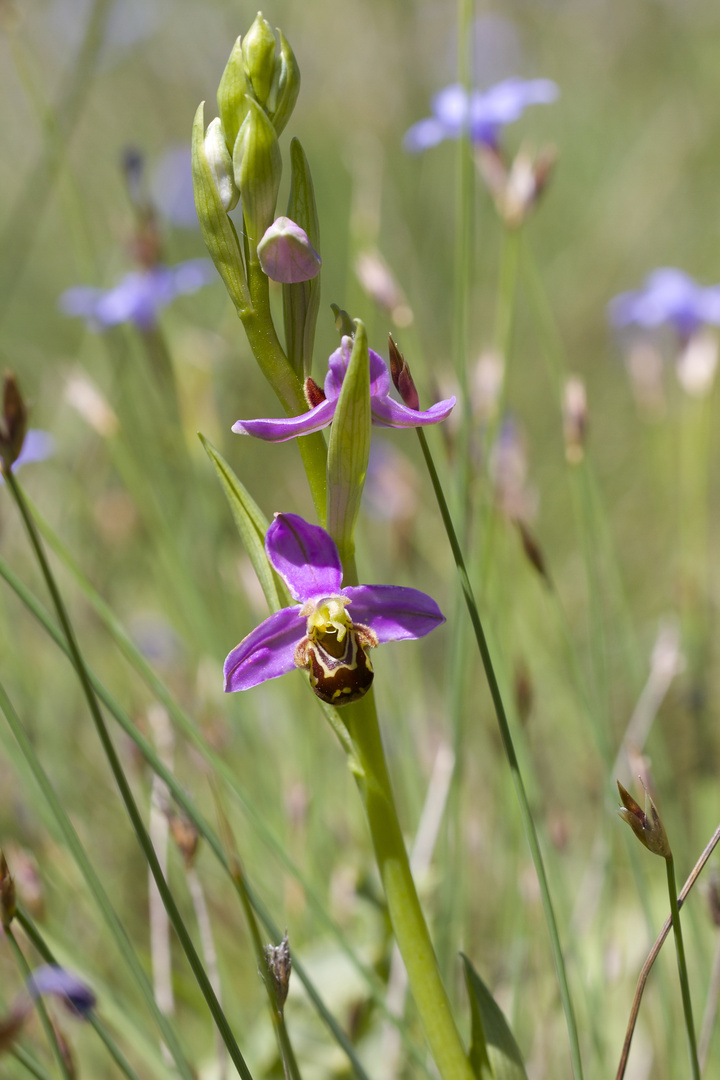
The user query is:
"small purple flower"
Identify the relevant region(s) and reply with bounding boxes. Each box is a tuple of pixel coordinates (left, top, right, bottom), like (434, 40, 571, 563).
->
(404, 77, 559, 153)
(232, 337, 455, 442)
(224, 513, 445, 705)
(608, 268, 720, 340)
(60, 259, 216, 331)
(26, 966, 96, 1018)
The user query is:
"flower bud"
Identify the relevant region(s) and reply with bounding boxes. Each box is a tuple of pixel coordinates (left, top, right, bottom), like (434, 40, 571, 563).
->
(242, 13, 277, 108)
(562, 376, 588, 464)
(263, 933, 292, 1012)
(217, 37, 251, 155)
(0, 851, 16, 930)
(257, 216, 321, 283)
(617, 779, 671, 859)
(0, 373, 27, 475)
(266, 30, 300, 136)
(204, 118, 239, 212)
(191, 103, 249, 315)
(388, 335, 419, 411)
(234, 97, 282, 241)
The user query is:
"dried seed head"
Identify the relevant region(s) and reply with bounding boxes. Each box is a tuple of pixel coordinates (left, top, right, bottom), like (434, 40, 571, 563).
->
(0, 373, 27, 474)
(168, 809, 200, 868)
(263, 933, 292, 1011)
(617, 779, 671, 859)
(562, 377, 588, 463)
(0, 851, 16, 930)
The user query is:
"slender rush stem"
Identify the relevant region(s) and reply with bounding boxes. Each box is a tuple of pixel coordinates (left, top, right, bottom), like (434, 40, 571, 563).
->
(666, 855, 701, 1079)
(4, 471, 254, 1080)
(616, 825, 720, 1079)
(341, 691, 475, 1080)
(416, 427, 584, 1080)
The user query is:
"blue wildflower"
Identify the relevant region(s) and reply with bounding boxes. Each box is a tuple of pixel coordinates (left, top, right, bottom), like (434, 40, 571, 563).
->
(60, 259, 216, 331)
(404, 77, 558, 153)
(609, 268, 720, 340)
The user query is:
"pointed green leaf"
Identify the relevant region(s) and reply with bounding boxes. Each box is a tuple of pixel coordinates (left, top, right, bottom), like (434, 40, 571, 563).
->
(462, 955, 528, 1080)
(326, 321, 371, 567)
(199, 433, 283, 612)
(191, 102, 250, 314)
(283, 138, 321, 378)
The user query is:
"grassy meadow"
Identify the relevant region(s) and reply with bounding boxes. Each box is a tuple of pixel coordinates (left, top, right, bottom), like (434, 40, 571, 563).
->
(2, 1, 720, 1078)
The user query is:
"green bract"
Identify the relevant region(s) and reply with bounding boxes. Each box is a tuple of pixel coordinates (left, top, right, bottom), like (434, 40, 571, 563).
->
(191, 103, 249, 314)
(234, 97, 282, 244)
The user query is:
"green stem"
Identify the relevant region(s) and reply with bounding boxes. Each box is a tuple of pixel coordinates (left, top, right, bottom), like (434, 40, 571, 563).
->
(341, 691, 475, 1080)
(416, 427, 584, 1080)
(6, 928, 74, 1080)
(666, 856, 700, 1079)
(242, 256, 328, 522)
(4, 472, 253, 1080)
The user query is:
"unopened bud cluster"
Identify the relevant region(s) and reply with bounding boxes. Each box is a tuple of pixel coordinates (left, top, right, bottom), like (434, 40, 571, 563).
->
(192, 12, 323, 320)
(476, 143, 555, 229)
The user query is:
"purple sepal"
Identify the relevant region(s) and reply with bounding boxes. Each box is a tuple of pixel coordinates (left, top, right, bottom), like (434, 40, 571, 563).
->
(26, 966, 96, 1017)
(266, 513, 343, 601)
(224, 606, 304, 691)
(343, 584, 445, 642)
(371, 393, 456, 428)
(231, 398, 336, 442)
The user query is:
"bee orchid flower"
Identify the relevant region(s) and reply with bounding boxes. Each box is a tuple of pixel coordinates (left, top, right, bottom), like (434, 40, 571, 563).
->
(224, 513, 445, 704)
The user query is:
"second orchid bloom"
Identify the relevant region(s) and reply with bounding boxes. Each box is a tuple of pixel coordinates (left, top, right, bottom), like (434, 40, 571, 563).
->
(231, 337, 456, 442)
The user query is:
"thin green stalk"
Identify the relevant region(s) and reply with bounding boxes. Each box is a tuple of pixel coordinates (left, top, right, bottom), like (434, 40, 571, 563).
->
(0, 677, 195, 1080)
(666, 856, 700, 1079)
(340, 691, 475, 1080)
(226, 851, 303, 1080)
(11, 1046, 57, 1080)
(4, 472, 253, 1080)
(15, 909, 144, 1080)
(416, 427, 584, 1080)
(0, 557, 382, 1080)
(242, 257, 328, 521)
(6, 929, 73, 1080)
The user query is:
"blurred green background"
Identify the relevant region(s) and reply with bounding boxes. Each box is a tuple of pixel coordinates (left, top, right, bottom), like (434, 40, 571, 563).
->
(3, 1, 720, 1077)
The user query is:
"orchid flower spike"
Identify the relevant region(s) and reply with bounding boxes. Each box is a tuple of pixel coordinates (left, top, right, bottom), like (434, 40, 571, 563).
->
(404, 77, 559, 153)
(232, 336, 455, 442)
(224, 513, 445, 705)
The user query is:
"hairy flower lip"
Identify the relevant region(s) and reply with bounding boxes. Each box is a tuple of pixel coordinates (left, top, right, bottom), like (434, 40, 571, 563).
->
(231, 338, 455, 442)
(223, 513, 445, 699)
